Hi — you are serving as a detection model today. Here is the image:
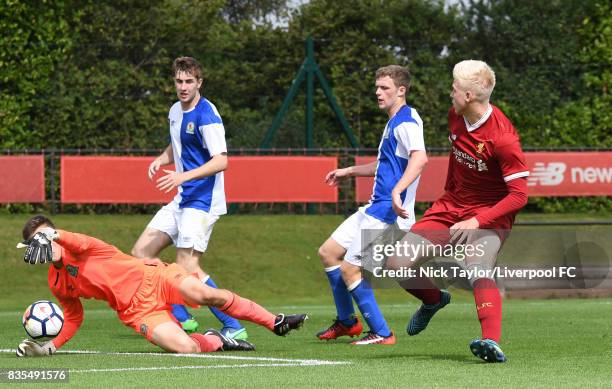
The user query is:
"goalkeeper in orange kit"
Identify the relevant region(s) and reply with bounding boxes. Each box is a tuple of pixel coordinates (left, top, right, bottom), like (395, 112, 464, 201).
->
(15, 215, 307, 357)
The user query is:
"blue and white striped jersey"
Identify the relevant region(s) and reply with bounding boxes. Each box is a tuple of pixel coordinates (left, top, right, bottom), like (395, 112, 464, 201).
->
(364, 105, 425, 228)
(168, 97, 227, 215)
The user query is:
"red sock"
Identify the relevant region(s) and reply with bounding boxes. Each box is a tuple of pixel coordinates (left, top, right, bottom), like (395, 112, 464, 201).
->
(473, 278, 502, 342)
(400, 275, 441, 305)
(189, 333, 222, 352)
(220, 292, 276, 331)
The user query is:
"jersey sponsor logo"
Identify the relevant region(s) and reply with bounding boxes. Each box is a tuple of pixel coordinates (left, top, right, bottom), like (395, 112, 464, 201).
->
(452, 146, 489, 172)
(452, 146, 477, 170)
(66, 265, 79, 278)
(528, 162, 566, 186)
(186, 122, 195, 134)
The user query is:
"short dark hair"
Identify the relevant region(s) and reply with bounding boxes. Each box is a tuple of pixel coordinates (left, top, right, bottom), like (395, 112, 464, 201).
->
(375, 65, 411, 92)
(22, 215, 55, 240)
(172, 56, 203, 80)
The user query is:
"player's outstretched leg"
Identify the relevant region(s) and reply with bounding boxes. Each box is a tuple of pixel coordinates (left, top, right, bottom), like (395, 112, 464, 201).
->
(407, 290, 451, 336)
(219, 291, 307, 336)
(317, 240, 360, 341)
(203, 276, 248, 340)
(469, 339, 507, 363)
(180, 277, 308, 337)
(347, 278, 395, 345)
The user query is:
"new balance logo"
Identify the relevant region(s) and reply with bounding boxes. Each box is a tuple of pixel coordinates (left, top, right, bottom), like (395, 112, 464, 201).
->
(528, 162, 566, 186)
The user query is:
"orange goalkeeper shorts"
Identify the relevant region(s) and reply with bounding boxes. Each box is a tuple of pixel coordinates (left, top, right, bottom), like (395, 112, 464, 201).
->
(118, 263, 196, 342)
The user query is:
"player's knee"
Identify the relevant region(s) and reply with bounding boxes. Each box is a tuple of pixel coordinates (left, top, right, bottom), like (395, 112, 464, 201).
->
(318, 245, 340, 267)
(318, 245, 328, 260)
(191, 285, 226, 307)
(131, 245, 145, 258)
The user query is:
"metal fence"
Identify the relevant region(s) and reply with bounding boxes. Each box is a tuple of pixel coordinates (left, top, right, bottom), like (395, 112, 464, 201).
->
(3, 147, 612, 220)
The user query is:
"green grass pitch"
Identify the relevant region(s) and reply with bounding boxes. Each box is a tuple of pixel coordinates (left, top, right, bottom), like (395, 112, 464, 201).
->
(0, 214, 611, 387)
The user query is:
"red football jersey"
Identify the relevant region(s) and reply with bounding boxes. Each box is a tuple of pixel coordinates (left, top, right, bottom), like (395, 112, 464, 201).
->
(444, 105, 529, 208)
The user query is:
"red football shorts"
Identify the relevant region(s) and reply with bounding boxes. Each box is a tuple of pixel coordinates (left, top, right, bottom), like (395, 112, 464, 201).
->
(412, 196, 512, 245)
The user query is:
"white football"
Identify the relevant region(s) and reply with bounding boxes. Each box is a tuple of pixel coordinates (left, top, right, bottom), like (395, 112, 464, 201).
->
(22, 300, 64, 339)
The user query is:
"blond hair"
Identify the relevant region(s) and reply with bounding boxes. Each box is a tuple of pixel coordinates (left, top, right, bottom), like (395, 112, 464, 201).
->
(452, 60, 496, 102)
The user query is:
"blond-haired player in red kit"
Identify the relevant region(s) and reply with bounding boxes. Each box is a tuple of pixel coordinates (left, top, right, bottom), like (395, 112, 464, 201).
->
(385, 60, 529, 363)
(15, 215, 307, 357)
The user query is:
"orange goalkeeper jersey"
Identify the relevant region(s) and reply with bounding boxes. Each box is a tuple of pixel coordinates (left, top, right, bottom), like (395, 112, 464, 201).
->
(48, 230, 159, 348)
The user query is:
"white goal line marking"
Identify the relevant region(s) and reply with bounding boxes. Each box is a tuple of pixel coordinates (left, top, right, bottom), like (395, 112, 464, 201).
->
(0, 348, 350, 372)
(70, 363, 336, 373)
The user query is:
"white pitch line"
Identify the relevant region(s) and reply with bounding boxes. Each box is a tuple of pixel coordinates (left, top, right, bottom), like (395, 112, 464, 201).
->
(72, 363, 335, 373)
(0, 349, 350, 367)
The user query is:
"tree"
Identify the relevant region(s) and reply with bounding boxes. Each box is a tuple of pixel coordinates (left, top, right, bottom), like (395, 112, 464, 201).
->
(29, 0, 228, 149)
(258, 0, 460, 148)
(0, 0, 74, 148)
(452, 0, 601, 146)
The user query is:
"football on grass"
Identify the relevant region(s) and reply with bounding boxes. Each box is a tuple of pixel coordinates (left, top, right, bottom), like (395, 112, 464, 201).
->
(22, 300, 64, 339)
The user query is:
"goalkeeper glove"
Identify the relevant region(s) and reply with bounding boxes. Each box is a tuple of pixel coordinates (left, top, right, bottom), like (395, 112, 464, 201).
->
(16, 339, 56, 357)
(17, 228, 59, 265)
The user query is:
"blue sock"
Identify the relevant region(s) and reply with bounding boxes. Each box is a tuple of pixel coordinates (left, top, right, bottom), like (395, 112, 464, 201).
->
(349, 279, 391, 337)
(204, 277, 243, 330)
(171, 304, 191, 323)
(325, 266, 356, 326)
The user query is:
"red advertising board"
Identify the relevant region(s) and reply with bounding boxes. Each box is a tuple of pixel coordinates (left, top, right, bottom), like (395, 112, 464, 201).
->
(525, 152, 612, 196)
(61, 156, 337, 203)
(355, 156, 448, 202)
(0, 156, 45, 203)
(61, 157, 174, 204)
(225, 156, 337, 202)
(355, 152, 612, 202)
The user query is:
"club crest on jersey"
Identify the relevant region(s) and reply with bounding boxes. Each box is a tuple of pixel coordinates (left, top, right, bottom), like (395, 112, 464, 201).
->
(66, 265, 79, 278)
(476, 142, 486, 154)
(451, 133, 457, 141)
(186, 122, 195, 134)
